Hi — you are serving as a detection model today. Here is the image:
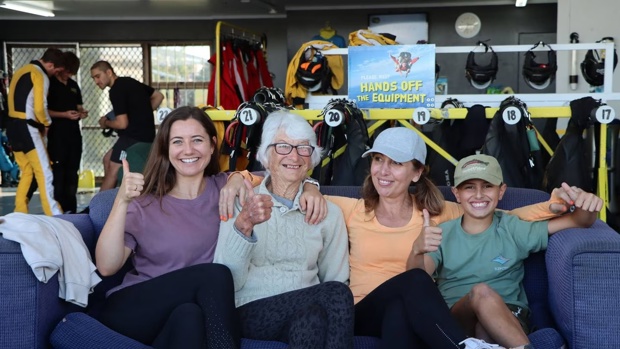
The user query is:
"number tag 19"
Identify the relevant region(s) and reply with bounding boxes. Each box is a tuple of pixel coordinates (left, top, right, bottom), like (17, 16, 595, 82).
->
(412, 107, 430, 125)
(325, 109, 344, 127)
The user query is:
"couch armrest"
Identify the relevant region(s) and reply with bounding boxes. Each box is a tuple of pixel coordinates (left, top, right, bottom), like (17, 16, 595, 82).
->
(0, 214, 96, 349)
(546, 220, 620, 348)
(0, 238, 82, 349)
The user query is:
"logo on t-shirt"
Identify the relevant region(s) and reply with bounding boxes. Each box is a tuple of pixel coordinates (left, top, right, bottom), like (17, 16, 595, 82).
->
(492, 255, 510, 265)
(492, 255, 510, 271)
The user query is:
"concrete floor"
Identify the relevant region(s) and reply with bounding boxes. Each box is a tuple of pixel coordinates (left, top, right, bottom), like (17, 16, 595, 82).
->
(0, 187, 97, 215)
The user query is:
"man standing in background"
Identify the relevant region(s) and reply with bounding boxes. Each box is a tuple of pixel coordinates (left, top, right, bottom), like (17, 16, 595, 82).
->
(47, 51, 88, 213)
(7, 48, 65, 215)
(90, 60, 163, 191)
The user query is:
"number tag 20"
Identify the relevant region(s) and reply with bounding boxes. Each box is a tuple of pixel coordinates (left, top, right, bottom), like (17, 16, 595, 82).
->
(325, 109, 344, 127)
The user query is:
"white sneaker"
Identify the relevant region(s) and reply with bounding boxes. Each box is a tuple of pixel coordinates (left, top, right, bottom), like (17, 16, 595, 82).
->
(459, 338, 506, 349)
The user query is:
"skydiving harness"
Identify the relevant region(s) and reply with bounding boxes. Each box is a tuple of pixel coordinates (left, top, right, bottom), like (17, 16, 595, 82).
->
(311, 98, 371, 185)
(225, 87, 292, 171)
(481, 96, 547, 189)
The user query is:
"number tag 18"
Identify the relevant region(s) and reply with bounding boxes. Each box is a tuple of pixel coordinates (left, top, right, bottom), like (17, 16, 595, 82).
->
(502, 106, 522, 125)
(325, 109, 344, 127)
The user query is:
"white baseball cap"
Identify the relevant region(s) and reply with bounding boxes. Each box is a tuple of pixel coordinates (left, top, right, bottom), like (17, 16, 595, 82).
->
(362, 127, 427, 164)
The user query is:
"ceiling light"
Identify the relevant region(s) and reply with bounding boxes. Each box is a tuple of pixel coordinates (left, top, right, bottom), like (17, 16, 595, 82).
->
(515, 0, 527, 7)
(0, 2, 55, 17)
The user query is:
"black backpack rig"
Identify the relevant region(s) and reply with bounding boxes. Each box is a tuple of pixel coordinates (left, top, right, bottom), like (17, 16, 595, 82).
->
(224, 87, 292, 172)
(481, 96, 544, 189)
(311, 98, 371, 186)
(426, 98, 490, 187)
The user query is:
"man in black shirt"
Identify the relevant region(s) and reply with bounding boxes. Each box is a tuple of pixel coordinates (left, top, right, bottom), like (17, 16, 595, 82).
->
(90, 61, 164, 191)
(47, 51, 88, 213)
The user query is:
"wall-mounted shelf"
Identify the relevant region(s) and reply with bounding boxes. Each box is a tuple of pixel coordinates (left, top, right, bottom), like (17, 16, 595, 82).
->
(308, 42, 620, 108)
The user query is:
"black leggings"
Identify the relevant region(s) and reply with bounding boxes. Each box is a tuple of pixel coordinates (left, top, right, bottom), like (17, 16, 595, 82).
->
(99, 263, 240, 349)
(354, 268, 467, 349)
(238, 281, 354, 349)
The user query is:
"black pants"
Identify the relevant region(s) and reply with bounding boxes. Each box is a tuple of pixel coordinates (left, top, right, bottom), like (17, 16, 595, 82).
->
(354, 268, 466, 349)
(239, 281, 354, 349)
(48, 131, 81, 213)
(99, 263, 240, 349)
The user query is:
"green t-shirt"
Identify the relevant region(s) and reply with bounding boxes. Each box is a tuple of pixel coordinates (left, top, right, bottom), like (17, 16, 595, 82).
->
(429, 211, 548, 310)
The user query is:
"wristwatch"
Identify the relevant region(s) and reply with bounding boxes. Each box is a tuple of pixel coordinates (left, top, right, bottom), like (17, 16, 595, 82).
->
(303, 177, 320, 190)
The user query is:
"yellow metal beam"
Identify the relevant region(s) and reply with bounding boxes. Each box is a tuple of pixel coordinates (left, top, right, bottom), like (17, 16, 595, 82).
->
(204, 107, 573, 121)
(598, 124, 609, 221)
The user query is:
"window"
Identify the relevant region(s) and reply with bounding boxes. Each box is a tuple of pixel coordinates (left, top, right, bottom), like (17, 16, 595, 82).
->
(150, 44, 211, 109)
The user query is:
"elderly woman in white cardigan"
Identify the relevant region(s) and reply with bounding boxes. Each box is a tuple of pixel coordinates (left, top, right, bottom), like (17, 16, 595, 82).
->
(214, 111, 353, 349)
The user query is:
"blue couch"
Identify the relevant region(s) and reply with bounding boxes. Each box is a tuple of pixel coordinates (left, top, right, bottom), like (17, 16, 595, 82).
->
(1, 186, 619, 349)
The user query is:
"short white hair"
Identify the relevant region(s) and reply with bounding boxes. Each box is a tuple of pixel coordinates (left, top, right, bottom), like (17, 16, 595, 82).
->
(256, 111, 322, 169)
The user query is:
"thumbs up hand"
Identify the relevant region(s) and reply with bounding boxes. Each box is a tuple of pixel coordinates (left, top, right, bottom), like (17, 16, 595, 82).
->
(120, 158, 144, 202)
(233, 179, 273, 237)
(412, 209, 443, 255)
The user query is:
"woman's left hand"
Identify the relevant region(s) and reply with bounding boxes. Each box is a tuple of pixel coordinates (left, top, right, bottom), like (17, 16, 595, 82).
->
(300, 182, 327, 225)
(559, 182, 604, 213)
(549, 182, 604, 214)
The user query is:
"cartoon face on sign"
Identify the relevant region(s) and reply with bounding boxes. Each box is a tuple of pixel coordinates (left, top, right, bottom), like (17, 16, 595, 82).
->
(390, 51, 420, 78)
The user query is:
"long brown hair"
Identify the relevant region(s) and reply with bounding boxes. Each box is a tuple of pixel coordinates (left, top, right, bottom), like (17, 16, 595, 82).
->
(139, 106, 220, 205)
(361, 159, 444, 216)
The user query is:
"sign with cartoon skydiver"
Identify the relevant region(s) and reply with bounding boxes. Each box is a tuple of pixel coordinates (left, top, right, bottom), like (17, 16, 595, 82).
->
(348, 44, 436, 108)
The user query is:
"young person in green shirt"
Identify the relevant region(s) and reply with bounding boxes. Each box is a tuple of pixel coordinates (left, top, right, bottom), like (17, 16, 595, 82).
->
(412, 154, 603, 349)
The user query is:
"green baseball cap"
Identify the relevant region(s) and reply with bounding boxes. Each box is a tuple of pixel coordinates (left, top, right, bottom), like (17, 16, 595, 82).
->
(454, 154, 503, 187)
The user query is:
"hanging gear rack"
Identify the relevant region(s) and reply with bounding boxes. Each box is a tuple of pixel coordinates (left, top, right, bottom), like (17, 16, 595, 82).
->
(214, 21, 267, 108)
(206, 41, 619, 222)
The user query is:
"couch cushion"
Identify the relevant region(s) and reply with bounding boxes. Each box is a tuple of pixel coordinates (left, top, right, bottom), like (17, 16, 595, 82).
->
(528, 327, 565, 349)
(240, 339, 287, 349)
(53, 313, 382, 349)
(50, 312, 147, 349)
